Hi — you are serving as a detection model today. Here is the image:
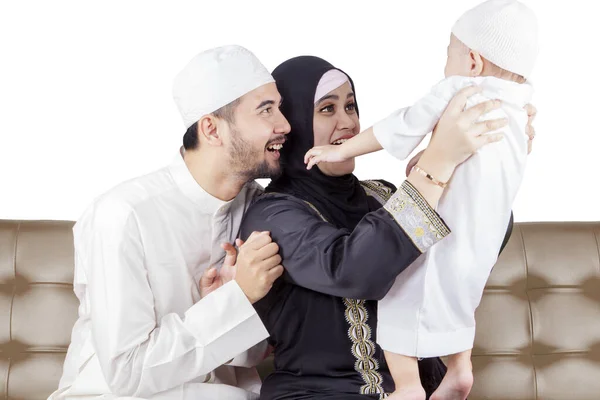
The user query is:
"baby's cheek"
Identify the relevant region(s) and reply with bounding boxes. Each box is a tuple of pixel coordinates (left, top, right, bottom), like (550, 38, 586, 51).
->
(444, 58, 456, 77)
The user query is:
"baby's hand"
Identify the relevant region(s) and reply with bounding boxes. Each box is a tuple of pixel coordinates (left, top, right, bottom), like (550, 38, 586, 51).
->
(304, 145, 348, 170)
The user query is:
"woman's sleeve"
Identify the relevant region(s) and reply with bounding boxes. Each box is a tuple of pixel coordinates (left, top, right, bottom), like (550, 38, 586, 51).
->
(240, 181, 450, 301)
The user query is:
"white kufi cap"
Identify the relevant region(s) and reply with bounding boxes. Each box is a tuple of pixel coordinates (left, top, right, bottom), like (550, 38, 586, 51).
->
(452, 0, 539, 79)
(173, 45, 275, 128)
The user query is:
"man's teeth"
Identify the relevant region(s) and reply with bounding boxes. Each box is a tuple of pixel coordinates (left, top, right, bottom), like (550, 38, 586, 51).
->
(267, 144, 283, 151)
(331, 139, 348, 145)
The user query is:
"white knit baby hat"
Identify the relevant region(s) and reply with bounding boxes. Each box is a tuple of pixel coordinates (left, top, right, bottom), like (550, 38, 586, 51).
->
(452, 0, 539, 79)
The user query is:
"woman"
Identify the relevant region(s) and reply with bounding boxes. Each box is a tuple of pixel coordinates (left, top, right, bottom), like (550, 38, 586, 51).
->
(240, 56, 518, 400)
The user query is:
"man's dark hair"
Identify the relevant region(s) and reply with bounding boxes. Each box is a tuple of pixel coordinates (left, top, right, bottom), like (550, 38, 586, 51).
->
(182, 98, 241, 150)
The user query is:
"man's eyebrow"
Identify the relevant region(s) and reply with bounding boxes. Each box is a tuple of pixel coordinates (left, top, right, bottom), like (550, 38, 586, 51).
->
(256, 100, 276, 110)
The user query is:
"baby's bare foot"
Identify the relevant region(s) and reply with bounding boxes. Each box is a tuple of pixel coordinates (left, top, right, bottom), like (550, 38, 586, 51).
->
(430, 364, 473, 400)
(386, 385, 426, 400)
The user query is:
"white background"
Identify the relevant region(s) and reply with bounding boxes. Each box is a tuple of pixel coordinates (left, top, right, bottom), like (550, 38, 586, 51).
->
(1, 0, 598, 222)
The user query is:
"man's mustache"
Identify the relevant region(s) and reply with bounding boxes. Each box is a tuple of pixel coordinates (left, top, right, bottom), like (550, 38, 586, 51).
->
(266, 135, 287, 146)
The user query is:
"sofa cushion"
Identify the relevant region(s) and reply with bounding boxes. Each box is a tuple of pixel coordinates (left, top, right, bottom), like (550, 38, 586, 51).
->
(469, 222, 600, 400)
(0, 221, 77, 400)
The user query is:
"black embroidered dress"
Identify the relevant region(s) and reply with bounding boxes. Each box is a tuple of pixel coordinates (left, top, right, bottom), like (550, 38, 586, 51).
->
(239, 56, 455, 400)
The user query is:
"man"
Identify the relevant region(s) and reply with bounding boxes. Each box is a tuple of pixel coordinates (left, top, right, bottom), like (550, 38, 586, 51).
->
(49, 45, 291, 400)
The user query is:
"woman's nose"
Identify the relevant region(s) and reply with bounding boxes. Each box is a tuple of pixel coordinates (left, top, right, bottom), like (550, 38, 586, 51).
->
(336, 111, 356, 131)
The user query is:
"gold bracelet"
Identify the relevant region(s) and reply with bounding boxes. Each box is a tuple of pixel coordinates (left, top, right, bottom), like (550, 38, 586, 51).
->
(412, 165, 448, 189)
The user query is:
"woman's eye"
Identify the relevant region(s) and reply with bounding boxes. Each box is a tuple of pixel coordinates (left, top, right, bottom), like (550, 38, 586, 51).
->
(261, 107, 272, 114)
(346, 102, 356, 112)
(320, 105, 334, 113)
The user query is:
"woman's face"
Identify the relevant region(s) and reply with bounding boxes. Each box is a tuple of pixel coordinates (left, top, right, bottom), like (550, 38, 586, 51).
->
(313, 81, 360, 176)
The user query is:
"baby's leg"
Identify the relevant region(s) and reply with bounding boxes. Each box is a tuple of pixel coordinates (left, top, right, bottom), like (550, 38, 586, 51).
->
(430, 350, 473, 400)
(385, 351, 426, 400)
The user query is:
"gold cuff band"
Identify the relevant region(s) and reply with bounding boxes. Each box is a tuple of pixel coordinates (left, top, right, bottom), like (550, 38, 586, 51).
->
(413, 165, 448, 189)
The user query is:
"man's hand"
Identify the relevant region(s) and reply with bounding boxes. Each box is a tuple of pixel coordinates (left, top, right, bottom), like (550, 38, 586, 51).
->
(524, 103, 537, 154)
(199, 241, 241, 298)
(235, 231, 284, 304)
(263, 344, 274, 360)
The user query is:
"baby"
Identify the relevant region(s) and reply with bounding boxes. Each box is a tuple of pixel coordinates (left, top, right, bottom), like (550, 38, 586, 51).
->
(304, 1, 538, 399)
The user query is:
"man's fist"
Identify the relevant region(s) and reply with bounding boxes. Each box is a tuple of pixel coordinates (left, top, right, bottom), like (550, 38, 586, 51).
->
(235, 231, 284, 304)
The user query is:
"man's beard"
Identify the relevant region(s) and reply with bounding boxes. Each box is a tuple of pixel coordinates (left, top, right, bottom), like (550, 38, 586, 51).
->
(228, 127, 282, 182)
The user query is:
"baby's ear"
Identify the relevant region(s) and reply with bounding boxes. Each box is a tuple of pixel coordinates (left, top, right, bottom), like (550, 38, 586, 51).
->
(469, 50, 485, 77)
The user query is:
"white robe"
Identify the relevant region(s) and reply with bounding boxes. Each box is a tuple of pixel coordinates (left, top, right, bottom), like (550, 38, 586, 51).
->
(375, 76, 533, 357)
(49, 152, 269, 399)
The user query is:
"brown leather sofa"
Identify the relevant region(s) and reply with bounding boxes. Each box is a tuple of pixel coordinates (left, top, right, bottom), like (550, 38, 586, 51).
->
(1, 220, 599, 400)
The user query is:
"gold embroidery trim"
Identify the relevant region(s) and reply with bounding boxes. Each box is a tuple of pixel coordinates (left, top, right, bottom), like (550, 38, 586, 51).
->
(401, 181, 450, 236)
(343, 298, 388, 397)
(383, 180, 450, 252)
(360, 180, 394, 205)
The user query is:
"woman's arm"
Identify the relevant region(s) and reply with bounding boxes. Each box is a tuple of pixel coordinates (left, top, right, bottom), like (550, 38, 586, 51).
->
(240, 181, 450, 301)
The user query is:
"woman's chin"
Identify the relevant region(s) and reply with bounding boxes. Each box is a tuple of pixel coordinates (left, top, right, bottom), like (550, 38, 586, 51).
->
(318, 159, 356, 177)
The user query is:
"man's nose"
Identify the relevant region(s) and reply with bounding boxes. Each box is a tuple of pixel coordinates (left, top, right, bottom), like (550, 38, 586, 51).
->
(275, 109, 291, 135)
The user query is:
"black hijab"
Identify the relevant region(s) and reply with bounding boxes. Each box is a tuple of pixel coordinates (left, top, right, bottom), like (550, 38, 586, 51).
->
(266, 56, 371, 229)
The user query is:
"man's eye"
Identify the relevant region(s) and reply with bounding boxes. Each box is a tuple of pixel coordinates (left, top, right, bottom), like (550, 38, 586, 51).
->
(261, 107, 272, 114)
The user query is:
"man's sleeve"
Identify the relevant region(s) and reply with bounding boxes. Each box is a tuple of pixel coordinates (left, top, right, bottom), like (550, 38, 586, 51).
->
(226, 340, 269, 368)
(82, 200, 268, 398)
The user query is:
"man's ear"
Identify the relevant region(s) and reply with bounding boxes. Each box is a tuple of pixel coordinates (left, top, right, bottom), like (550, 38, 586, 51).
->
(469, 50, 484, 77)
(197, 115, 223, 146)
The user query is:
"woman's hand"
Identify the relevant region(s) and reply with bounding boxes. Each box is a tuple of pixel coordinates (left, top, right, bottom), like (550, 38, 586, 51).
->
(409, 94, 535, 179)
(407, 86, 509, 209)
(426, 86, 508, 172)
(406, 150, 425, 177)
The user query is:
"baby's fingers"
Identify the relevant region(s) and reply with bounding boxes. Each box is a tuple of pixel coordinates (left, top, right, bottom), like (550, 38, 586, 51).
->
(306, 155, 322, 170)
(304, 148, 323, 164)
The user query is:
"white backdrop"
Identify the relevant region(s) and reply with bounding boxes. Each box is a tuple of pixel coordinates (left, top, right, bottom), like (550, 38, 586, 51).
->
(1, 0, 598, 222)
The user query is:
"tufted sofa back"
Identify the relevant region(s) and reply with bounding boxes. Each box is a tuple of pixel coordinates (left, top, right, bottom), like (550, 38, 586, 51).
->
(0, 220, 599, 400)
